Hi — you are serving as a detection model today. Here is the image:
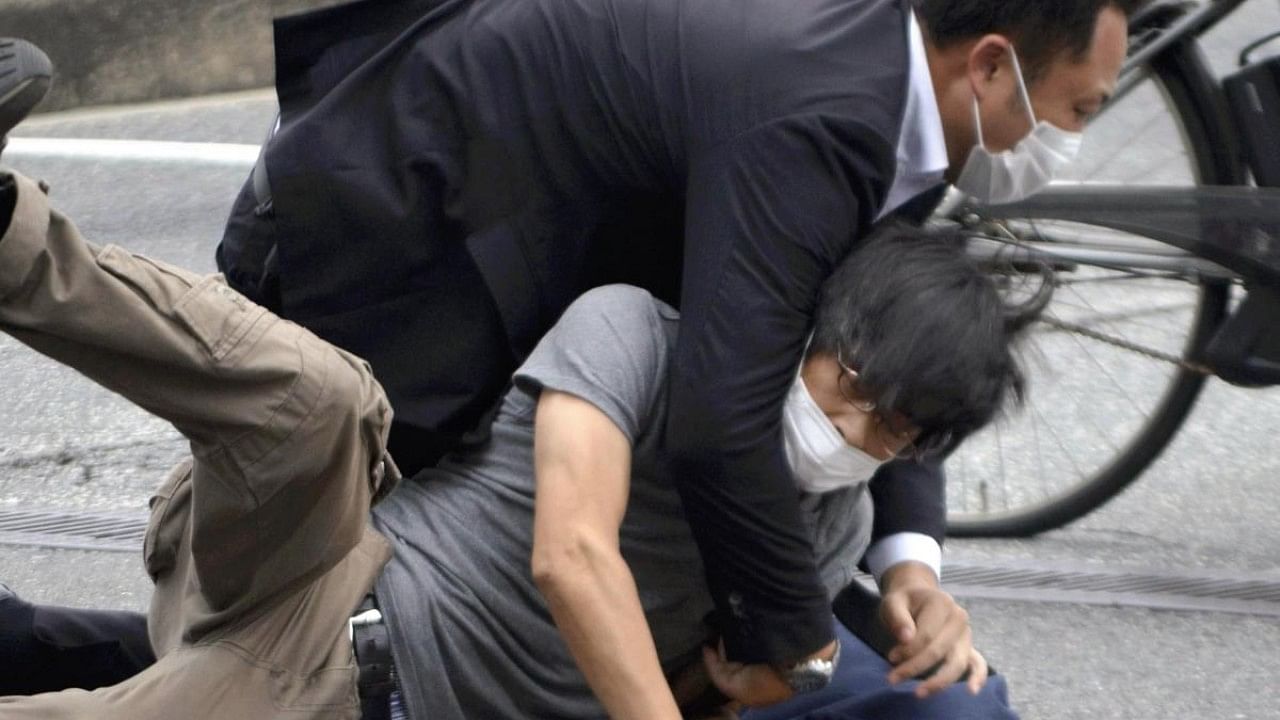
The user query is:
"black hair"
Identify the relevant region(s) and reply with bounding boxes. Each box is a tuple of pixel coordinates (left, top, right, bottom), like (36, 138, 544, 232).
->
(809, 223, 1030, 453)
(913, 0, 1148, 80)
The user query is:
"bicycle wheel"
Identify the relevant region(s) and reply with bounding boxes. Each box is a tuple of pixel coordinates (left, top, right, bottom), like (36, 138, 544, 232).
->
(944, 39, 1243, 537)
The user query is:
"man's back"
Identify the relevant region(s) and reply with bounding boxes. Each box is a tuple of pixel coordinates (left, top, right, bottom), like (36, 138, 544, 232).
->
(244, 0, 911, 346)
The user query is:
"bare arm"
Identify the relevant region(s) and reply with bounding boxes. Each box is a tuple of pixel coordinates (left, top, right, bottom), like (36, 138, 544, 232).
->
(531, 389, 683, 720)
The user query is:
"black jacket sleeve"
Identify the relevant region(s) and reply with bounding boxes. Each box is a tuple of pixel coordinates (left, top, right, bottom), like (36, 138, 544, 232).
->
(869, 460, 947, 544)
(664, 113, 896, 665)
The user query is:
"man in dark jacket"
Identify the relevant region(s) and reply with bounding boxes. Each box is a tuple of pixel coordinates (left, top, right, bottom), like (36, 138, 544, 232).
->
(216, 0, 1136, 696)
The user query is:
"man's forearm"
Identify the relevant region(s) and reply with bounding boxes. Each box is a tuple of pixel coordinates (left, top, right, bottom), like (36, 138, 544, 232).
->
(532, 390, 682, 720)
(534, 544, 682, 720)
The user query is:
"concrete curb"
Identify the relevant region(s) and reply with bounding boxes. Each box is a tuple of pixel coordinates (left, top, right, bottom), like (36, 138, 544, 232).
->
(4, 0, 340, 113)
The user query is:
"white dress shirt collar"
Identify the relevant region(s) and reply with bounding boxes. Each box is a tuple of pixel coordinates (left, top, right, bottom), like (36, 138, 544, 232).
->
(878, 10, 949, 221)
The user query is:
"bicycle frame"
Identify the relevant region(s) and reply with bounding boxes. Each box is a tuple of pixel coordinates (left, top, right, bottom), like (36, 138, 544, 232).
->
(1116, 0, 1251, 102)
(968, 185, 1280, 284)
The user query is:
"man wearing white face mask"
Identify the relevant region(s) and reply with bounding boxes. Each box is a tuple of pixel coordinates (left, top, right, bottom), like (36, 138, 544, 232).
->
(526, 226, 1028, 720)
(912, 0, 1132, 207)
(952, 46, 1086, 205)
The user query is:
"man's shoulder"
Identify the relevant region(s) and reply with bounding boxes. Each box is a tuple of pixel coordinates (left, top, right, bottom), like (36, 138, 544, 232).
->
(560, 285, 679, 330)
(513, 285, 678, 442)
(521, 284, 680, 383)
(740, 0, 911, 124)
(680, 0, 912, 184)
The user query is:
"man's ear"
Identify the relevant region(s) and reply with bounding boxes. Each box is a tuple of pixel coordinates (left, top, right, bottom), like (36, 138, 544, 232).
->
(966, 35, 1013, 102)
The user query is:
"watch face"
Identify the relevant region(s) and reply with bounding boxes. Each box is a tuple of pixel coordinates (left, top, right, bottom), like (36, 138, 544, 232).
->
(787, 666, 834, 695)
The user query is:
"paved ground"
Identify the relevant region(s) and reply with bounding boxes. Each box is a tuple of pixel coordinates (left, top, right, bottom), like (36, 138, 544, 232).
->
(3, 2, 1280, 718)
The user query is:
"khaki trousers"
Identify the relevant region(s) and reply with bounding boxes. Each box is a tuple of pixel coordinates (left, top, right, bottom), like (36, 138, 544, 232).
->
(0, 172, 397, 719)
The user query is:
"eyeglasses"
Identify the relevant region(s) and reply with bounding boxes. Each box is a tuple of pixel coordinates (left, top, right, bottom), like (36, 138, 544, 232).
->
(835, 350, 954, 460)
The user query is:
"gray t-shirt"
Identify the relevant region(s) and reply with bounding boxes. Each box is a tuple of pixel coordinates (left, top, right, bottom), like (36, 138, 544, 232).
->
(371, 285, 873, 720)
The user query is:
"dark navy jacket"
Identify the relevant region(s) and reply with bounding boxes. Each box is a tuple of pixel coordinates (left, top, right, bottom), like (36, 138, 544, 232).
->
(218, 0, 941, 664)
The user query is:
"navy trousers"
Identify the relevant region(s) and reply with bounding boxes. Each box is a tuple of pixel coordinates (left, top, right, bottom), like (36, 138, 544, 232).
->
(744, 620, 1019, 720)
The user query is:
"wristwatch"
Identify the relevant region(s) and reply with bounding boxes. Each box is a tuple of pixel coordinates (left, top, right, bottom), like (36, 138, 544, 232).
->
(781, 638, 841, 694)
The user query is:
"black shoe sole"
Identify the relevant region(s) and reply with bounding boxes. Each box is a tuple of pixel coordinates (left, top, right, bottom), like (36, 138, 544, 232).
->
(0, 39, 52, 139)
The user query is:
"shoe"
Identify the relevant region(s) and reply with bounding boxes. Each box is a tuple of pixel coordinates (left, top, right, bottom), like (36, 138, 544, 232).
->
(0, 582, 15, 603)
(0, 39, 53, 153)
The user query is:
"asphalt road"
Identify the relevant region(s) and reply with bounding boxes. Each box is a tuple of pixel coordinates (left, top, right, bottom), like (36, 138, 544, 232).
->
(3, 2, 1280, 717)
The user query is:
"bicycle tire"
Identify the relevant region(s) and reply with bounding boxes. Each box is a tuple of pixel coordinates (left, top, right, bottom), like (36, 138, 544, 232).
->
(945, 39, 1243, 537)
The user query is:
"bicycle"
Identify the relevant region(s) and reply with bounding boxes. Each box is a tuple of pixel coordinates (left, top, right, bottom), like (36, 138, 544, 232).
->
(942, 0, 1280, 537)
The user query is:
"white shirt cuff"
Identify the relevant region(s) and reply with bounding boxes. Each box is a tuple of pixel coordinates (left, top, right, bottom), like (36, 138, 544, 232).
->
(865, 532, 942, 584)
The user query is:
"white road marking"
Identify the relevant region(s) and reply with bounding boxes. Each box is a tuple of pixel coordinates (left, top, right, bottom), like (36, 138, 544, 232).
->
(4, 137, 260, 167)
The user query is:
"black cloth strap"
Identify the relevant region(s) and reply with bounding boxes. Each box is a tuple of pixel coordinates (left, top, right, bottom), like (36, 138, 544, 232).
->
(352, 594, 396, 720)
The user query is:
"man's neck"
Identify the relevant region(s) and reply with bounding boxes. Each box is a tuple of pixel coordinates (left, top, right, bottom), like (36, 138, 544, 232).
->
(918, 16, 976, 181)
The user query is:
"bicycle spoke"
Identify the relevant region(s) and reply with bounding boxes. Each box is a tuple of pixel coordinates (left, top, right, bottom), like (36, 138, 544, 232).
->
(1046, 297, 1196, 344)
(1053, 308, 1151, 424)
(1062, 272, 1188, 354)
(1057, 273, 1202, 287)
(1031, 404, 1048, 503)
(1025, 401, 1091, 497)
(995, 421, 1008, 511)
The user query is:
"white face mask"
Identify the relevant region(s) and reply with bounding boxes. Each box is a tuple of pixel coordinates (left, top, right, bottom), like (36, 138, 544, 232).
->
(954, 46, 1084, 205)
(781, 371, 886, 494)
